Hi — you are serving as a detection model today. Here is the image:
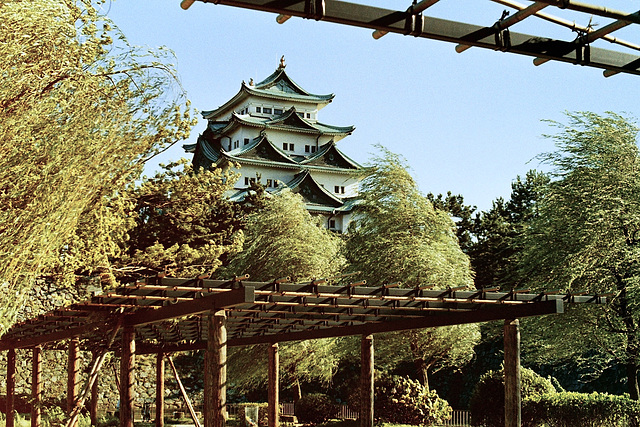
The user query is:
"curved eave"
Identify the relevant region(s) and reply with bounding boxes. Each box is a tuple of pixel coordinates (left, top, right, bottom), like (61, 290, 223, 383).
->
(222, 156, 358, 174)
(246, 86, 334, 105)
(228, 134, 299, 165)
(255, 68, 334, 102)
(284, 171, 345, 206)
(183, 143, 197, 154)
(202, 85, 249, 120)
(300, 142, 362, 169)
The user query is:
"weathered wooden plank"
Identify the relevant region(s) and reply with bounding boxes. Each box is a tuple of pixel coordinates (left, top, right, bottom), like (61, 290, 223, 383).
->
(32, 347, 42, 427)
(504, 319, 521, 427)
(205, 311, 227, 427)
(156, 353, 165, 427)
(360, 335, 374, 427)
(119, 328, 135, 427)
(6, 348, 16, 427)
(268, 343, 279, 427)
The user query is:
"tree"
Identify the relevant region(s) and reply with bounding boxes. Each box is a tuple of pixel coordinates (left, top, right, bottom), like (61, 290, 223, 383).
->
(120, 160, 246, 278)
(222, 189, 345, 282)
(469, 170, 549, 289)
(223, 189, 347, 399)
(0, 0, 194, 333)
(517, 112, 640, 399)
(344, 147, 479, 389)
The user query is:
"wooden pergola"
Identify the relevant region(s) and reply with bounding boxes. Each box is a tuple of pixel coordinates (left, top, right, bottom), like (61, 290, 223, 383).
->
(0, 275, 606, 427)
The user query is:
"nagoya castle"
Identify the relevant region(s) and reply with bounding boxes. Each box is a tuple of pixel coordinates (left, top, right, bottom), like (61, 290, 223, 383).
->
(185, 57, 361, 233)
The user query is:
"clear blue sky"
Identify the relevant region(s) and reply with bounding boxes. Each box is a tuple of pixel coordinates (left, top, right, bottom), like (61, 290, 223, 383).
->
(104, 0, 639, 212)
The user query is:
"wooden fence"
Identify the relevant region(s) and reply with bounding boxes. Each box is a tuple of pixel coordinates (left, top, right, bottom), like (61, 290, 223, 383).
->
(229, 403, 469, 426)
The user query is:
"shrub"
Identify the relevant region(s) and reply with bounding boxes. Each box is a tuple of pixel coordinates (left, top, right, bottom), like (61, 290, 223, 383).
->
(470, 367, 555, 427)
(354, 374, 451, 426)
(523, 392, 640, 427)
(295, 393, 338, 424)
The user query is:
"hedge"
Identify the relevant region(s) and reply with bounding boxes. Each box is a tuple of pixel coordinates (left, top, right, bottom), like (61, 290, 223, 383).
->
(523, 392, 640, 427)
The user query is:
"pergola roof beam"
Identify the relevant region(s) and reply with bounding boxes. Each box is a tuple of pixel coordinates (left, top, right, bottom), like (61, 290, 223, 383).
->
(531, 0, 640, 25)
(193, 0, 640, 76)
(492, 0, 640, 52)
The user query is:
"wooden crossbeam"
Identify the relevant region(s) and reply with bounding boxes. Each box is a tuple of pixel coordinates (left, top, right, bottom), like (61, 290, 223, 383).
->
(192, 0, 640, 77)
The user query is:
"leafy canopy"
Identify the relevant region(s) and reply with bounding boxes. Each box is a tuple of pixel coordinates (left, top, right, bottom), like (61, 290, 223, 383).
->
(0, 0, 195, 333)
(517, 112, 640, 397)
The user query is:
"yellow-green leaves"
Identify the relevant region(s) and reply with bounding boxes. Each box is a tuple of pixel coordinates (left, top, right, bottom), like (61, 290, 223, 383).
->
(0, 0, 195, 333)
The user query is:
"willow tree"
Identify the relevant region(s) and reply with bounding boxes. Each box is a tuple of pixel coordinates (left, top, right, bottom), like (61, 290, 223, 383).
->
(223, 189, 346, 399)
(517, 112, 640, 399)
(344, 147, 479, 389)
(0, 0, 194, 332)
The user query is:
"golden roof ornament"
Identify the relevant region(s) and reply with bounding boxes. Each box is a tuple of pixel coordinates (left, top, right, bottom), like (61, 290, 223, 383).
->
(278, 55, 286, 70)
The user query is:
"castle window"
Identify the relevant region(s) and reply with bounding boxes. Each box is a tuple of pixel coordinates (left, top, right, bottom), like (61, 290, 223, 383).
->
(263, 107, 272, 114)
(234, 140, 239, 149)
(329, 219, 336, 229)
(306, 113, 311, 119)
(305, 145, 310, 153)
(266, 179, 273, 187)
(274, 108, 283, 115)
(244, 138, 250, 145)
(289, 143, 295, 151)
(256, 107, 261, 113)
(244, 177, 249, 185)
(283, 143, 287, 150)
(334, 186, 339, 193)
(311, 146, 317, 153)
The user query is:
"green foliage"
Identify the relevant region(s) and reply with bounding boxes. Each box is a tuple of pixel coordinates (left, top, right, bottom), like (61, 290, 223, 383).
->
(122, 160, 244, 278)
(468, 170, 549, 289)
(375, 324, 481, 390)
(517, 112, 640, 397)
(0, 0, 194, 332)
(223, 189, 345, 282)
(523, 392, 640, 427)
(295, 393, 338, 424)
(346, 147, 473, 288)
(345, 147, 478, 388)
(469, 367, 556, 427)
(361, 374, 452, 426)
(228, 338, 343, 395)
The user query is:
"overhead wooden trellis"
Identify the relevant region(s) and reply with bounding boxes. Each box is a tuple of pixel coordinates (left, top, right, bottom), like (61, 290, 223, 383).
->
(179, 0, 640, 77)
(0, 274, 608, 427)
(0, 275, 607, 351)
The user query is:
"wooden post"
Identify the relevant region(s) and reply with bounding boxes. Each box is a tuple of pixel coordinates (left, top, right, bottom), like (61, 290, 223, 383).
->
(504, 319, 521, 427)
(360, 334, 374, 427)
(156, 352, 165, 427)
(205, 310, 227, 427)
(32, 347, 42, 427)
(90, 351, 99, 427)
(67, 338, 80, 427)
(67, 337, 80, 419)
(6, 348, 16, 427)
(120, 327, 136, 427)
(268, 343, 279, 427)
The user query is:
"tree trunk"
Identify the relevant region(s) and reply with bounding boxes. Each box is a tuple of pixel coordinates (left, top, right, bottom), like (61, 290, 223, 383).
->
(628, 362, 640, 400)
(293, 378, 302, 403)
(414, 358, 430, 391)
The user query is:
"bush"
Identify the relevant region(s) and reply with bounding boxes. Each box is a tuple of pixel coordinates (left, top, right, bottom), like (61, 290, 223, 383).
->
(351, 374, 451, 426)
(295, 393, 338, 424)
(470, 367, 556, 427)
(523, 392, 640, 427)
